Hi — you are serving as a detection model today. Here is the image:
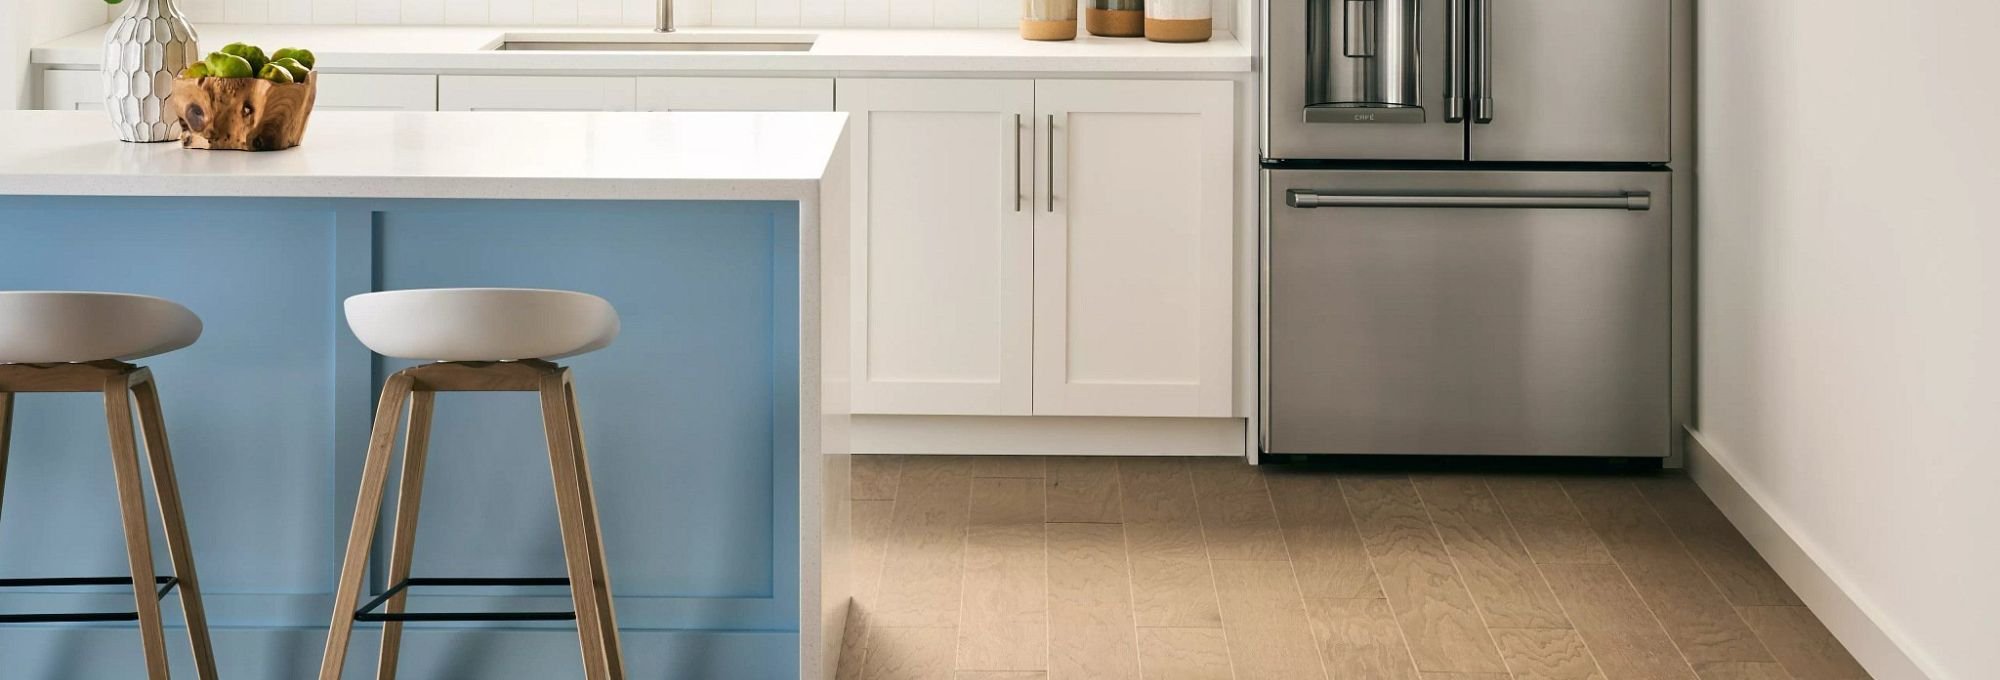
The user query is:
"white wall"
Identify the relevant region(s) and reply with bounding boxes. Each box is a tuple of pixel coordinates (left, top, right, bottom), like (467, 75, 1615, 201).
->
(0, 0, 105, 109)
(170, 0, 1235, 31)
(1695, 1, 2000, 679)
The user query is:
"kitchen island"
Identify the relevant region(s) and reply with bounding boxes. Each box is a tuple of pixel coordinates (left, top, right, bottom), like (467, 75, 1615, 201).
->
(0, 110, 851, 680)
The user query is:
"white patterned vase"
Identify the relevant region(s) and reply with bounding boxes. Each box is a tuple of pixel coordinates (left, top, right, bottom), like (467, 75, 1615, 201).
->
(102, 0, 200, 143)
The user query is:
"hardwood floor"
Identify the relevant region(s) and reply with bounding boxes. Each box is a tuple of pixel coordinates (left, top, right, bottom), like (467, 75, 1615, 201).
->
(837, 456, 1871, 680)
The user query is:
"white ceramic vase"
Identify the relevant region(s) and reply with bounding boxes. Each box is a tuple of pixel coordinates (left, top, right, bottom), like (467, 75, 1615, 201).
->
(102, 0, 200, 143)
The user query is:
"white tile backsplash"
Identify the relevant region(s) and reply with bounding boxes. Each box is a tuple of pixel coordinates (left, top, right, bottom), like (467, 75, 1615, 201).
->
(403, 0, 448, 24)
(490, 0, 533, 23)
(173, 0, 1230, 30)
(842, 0, 887, 27)
(533, 0, 580, 24)
(445, 0, 491, 23)
(358, 0, 402, 24)
(313, 0, 357, 23)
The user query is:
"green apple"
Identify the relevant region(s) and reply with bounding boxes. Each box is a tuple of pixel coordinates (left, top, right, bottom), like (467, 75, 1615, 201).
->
(270, 57, 310, 82)
(218, 42, 268, 72)
(258, 62, 296, 84)
(271, 47, 316, 71)
(205, 52, 254, 79)
(179, 62, 211, 79)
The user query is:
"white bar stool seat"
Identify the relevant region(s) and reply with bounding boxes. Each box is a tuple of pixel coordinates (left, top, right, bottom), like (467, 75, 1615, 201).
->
(0, 292, 202, 364)
(0, 291, 217, 680)
(322, 287, 629, 680)
(344, 288, 619, 361)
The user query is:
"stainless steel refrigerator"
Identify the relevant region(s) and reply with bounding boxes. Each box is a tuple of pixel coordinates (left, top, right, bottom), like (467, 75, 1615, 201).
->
(1260, 0, 1688, 458)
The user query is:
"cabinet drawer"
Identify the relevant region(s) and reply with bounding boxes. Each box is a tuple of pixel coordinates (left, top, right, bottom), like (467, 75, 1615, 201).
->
(637, 77, 832, 112)
(438, 76, 636, 112)
(315, 74, 437, 111)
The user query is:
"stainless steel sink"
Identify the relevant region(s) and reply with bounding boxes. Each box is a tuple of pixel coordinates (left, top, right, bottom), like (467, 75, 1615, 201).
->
(491, 33, 816, 52)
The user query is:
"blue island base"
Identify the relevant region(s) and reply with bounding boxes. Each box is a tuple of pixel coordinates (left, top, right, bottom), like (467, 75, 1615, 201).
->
(0, 196, 810, 679)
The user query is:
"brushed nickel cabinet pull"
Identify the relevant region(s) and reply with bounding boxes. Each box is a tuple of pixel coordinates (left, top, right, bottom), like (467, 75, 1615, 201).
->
(1013, 113, 1023, 212)
(1045, 114, 1056, 213)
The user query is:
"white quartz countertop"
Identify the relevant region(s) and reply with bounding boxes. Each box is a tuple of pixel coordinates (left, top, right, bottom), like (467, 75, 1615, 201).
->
(33, 24, 1251, 74)
(0, 110, 848, 200)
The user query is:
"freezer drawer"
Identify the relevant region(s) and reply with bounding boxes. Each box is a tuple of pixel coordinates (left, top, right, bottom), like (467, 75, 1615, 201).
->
(1263, 169, 1672, 456)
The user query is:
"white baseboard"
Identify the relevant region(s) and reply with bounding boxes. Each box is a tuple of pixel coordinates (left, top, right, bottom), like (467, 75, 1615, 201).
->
(1682, 428, 1938, 680)
(852, 415, 1246, 456)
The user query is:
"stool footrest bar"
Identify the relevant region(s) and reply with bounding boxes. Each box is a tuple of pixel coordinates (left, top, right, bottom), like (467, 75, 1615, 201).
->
(0, 576, 180, 623)
(353, 577, 578, 622)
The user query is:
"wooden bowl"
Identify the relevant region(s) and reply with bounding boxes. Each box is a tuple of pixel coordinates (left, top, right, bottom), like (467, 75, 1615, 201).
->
(167, 72, 318, 151)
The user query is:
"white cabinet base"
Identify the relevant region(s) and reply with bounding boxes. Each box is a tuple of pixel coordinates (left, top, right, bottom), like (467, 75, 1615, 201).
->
(1033, 80, 1235, 418)
(638, 77, 833, 112)
(39, 69, 102, 111)
(841, 78, 1237, 421)
(439, 75, 637, 111)
(850, 415, 1246, 456)
(839, 79, 1037, 416)
(315, 73, 437, 111)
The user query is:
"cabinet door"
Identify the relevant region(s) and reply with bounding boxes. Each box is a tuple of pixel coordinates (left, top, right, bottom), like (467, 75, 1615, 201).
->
(39, 69, 102, 111)
(1470, 0, 1671, 162)
(838, 79, 1035, 415)
(1033, 80, 1235, 417)
(438, 76, 636, 112)
(637, 77, 833, 111)
(315, 74, 438, 111)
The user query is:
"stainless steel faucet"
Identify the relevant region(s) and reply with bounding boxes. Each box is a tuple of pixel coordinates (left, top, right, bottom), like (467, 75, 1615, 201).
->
(656, 0, 674, 32)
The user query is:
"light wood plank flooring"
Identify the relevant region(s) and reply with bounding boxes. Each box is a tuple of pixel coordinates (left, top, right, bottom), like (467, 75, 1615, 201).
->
(837, 456, 1871, 680)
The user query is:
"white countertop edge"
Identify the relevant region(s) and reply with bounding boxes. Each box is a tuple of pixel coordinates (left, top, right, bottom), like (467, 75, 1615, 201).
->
(0, 111, 848, 201)
(0, 176, 827, 202)
(31, 25, 1252, 74)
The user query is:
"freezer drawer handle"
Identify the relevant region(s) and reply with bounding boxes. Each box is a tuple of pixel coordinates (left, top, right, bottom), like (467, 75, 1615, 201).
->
(1286, 190, 1652, 211)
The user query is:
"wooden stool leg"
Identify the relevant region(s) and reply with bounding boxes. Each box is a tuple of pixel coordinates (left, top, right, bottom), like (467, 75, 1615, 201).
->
(0, 392, 13, 525)
(319, 374, 416, 680)
(102, 374, 172, 679)
(539, 372, 612, 680)
(376, 390, 437, 680)
(565, 381, 626, 679)
(130, 373, 220, 680)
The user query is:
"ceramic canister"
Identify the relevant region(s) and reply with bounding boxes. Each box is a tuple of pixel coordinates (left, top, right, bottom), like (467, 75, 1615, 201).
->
(1022, 0, 1079, 40)
(1144, 0, 1211, 42)
(1087, 0, 1144, 37)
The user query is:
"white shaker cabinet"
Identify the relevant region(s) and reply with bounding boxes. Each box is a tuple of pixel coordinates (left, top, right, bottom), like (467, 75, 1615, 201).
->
(840, 78, 1235, 418)
(838, 79, 1038, 415)
(42, 70, 437, 112)
(1033, 80, 1235, 417)
(38, 69, 102, 111)
(440, 76, 836, 113)
(637, 77, 833, 112)
(438, 76, 637, 111)
(314, 74, 438, 111)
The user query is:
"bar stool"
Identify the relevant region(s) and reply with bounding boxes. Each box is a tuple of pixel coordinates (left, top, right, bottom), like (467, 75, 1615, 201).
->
(321, 288, 627, 680)
(0, 291, 217, 680)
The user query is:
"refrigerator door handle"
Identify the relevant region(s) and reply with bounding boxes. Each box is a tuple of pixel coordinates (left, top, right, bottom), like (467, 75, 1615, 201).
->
(1471, 0, 1494, 123)
(1286, 190, 1652, 211)
(1445, 0, 1466, 122)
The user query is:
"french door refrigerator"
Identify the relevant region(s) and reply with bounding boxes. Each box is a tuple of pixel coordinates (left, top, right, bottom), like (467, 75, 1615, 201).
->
(1260, 0, 1684, 458)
